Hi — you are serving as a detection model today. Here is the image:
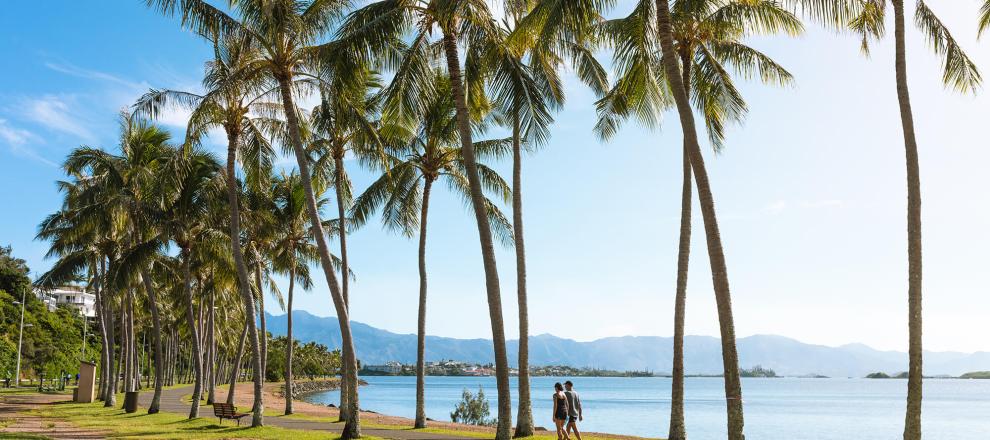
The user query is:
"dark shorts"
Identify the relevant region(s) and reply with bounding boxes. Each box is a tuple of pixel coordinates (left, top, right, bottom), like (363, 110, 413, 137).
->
(567, 416, 579, 424)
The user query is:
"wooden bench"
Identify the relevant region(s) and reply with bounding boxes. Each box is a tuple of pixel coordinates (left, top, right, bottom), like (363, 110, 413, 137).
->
(213, 402, 250, 426)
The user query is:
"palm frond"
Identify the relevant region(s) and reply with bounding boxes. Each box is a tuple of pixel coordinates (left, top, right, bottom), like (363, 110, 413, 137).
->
(914, 1, 982, 93)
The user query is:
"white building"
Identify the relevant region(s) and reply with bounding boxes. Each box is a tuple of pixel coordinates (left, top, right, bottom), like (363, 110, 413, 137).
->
(365, 361, 402, 374)
(35, 286, 96, 318)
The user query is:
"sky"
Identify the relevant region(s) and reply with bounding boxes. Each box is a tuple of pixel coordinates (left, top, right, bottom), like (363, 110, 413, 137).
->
(2, 1, 989, 354)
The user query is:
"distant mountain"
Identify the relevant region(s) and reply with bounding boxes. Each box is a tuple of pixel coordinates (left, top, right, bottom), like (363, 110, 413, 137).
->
(265, 311, 990, 377)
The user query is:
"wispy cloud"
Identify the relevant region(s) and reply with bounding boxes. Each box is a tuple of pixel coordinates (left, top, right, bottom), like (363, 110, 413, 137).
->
(45, 61, 146, 90)
(0, 119, 36, 145)
(23, 95, 96, 142)
(0, 119, 57, 167)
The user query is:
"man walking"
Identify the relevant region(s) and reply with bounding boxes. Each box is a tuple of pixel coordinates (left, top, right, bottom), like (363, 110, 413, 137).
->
(564, 380, 583, 440)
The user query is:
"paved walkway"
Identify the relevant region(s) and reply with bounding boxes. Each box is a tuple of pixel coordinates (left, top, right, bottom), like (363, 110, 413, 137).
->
(138, 386, 476, 440)
(0, 391, 108, 439)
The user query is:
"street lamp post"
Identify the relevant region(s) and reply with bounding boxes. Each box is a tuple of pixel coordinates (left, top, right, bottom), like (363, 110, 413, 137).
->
(13, 289, 27, 388)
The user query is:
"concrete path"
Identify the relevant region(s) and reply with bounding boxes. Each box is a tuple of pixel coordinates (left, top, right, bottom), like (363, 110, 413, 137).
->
(138, 386, 477, 440)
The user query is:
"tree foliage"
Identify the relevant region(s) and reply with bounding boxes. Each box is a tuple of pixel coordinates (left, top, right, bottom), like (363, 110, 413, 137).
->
(0, 246, 98, 380)
(450, 387, 496, 427)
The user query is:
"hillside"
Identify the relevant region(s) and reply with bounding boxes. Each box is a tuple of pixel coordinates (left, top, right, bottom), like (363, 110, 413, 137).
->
(266, 311, 989, 377)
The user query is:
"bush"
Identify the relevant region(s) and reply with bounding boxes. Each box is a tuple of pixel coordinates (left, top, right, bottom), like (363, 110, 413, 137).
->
(450, 387, 495, 426)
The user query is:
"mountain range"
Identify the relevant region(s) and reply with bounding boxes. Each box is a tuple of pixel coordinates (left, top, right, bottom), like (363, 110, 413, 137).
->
(265, 311, 990, 378)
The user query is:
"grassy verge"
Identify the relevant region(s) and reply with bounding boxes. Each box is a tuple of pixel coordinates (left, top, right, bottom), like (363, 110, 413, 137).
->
(32, 400, 384, 440)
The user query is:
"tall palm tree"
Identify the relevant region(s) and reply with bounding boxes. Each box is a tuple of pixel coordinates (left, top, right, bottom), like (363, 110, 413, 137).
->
(341, 3, 517, 435)
(270, 171, 318, 415)
(594, 1, 799, 437)
(158, 144, 225, 419)
(305, 67, 386, 419)
(55, 115, 176, 415)
(36, 180, 119, 405)
(651, 0, 748, 437)
(838, 2, 981, 438)
(352, 72, 513, 429)
(144, 4, 371, 433)
(133, 34, 279, 426)
(486, 5, 572, 435)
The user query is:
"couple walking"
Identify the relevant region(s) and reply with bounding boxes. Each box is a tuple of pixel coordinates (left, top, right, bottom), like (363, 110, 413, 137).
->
(552, 381, 583, 440)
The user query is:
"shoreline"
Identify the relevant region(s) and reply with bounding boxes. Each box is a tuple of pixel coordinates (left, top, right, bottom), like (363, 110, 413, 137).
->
(216, 381, 657, 440)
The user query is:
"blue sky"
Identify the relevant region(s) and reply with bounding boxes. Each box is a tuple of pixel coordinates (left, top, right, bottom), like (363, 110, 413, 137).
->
(2, 1, 989, 353)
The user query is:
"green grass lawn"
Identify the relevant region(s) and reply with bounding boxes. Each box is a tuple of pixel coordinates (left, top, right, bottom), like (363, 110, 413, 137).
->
(32, 400, 384, 440)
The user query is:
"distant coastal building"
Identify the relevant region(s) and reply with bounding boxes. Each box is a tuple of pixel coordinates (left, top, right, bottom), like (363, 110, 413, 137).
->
(34, 285, 96, 318)
(365, 361, 402, 374)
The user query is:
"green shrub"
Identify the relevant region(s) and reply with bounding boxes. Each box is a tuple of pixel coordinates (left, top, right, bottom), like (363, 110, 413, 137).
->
(450, 387, 495, 426)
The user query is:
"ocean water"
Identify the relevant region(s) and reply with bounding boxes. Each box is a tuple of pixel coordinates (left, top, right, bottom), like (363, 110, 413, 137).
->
(301, 376, 990, 439)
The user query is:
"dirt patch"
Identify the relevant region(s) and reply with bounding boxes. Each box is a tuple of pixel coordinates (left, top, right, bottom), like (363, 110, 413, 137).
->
(0, 392, 109, 439)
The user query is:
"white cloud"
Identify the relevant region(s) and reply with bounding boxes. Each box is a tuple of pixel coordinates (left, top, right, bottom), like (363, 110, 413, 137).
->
(23, 95, 96, 142)
(45, 61, 145, 90)
(0, 119, 35, 145)
(0, 119, 56, 167)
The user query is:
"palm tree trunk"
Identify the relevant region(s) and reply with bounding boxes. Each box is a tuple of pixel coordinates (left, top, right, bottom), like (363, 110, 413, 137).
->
(119, 301, 127, 396)
(285, 266, 296, 415)
(224, 136, 266, 427)
(441, 32, 512, 440)
(668, 49, 694, 440)
(253, 261, 268, 382)
(227, 322, 249, 405)
(276, 74, 361, 439)
(181, 250, 204, 419)
(102, 262, 117, 406)
(655, 2, 744, 439)
(122, 290, 132, 396)
(333, 154, 354, 421)
(415, 178, 434, 429)
(893, 2, 923, 439)
(510, 112, 533, 438)
(206, 288, 217, 405)
(140, 269, 165, 414)
(93, 258, 109, 401)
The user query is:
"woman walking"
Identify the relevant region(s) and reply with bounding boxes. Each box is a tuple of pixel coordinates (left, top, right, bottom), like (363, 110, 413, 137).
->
(552, 383, 570, 440)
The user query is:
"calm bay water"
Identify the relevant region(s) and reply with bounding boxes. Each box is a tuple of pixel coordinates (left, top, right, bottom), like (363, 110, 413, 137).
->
(302, 376, 990, 439)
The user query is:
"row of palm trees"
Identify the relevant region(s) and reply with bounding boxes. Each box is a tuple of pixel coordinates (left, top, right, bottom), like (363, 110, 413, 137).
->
(34, 0, 987, 439)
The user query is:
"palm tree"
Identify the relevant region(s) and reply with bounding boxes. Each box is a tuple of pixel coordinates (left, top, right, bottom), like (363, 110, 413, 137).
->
(352, 71, 512, 429)
(133, 34, 279, 426)
(981, 1, 990, 36)
(838, 2, 981, 438)
(341, 3, 517, 435)
(158, 144, 225, 419)
(144, 3, 370, 433)
(305, 67, 385, 419)
(594, 1, 799, 437)
(55, 115, 176, 415)
(36, 180, 119, 405)
(270, 171, 318, 415)
(651, 0, 749, 437)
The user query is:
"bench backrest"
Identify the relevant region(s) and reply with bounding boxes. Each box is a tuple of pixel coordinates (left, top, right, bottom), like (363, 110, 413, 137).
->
(214, 403, 237, 417)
